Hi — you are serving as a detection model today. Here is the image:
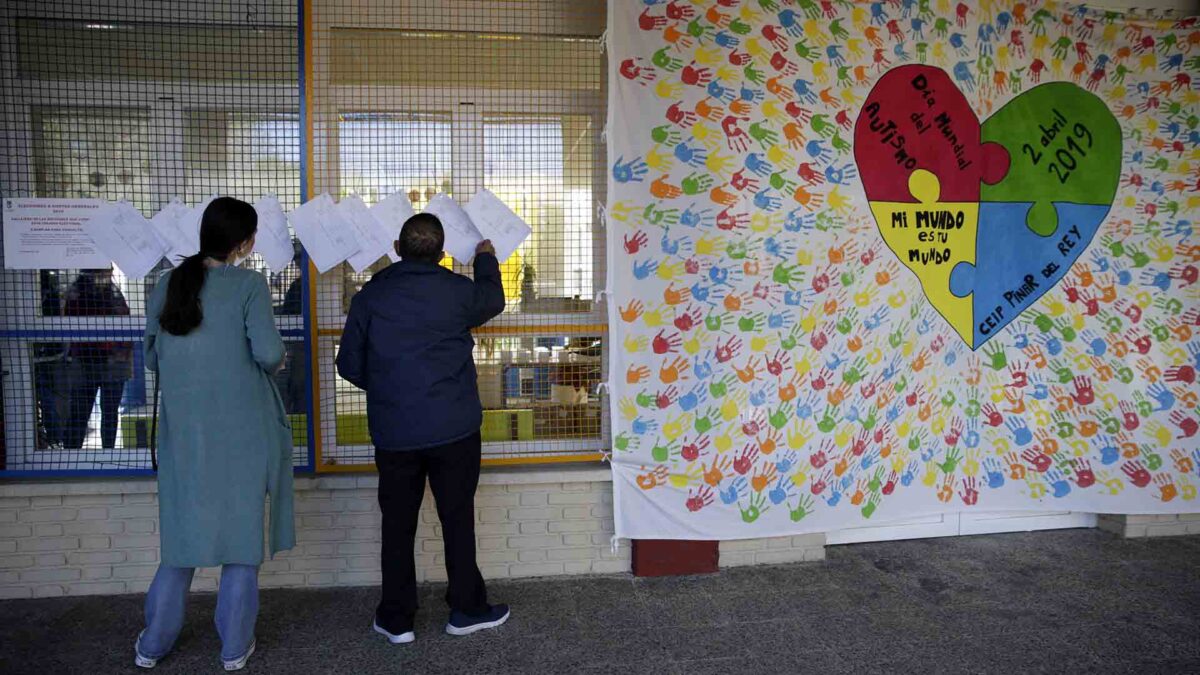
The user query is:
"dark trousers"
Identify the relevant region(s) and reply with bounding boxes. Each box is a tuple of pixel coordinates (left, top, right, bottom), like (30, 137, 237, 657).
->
(65, 361, 124, 449)
(375, 432, 488, 633)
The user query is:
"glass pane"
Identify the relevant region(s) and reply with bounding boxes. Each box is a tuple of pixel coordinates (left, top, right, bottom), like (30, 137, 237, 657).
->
(30, 341, 141, 451)
(31, 107, 157, 317)
(337, 112, 453, 301)
(184, 111, 304, 313)
(484, 114, 596, 312)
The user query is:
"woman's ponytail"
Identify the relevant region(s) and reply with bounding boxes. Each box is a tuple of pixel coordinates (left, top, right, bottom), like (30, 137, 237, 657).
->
(157, 197, 258, 336)
(159, 253, 207, 335)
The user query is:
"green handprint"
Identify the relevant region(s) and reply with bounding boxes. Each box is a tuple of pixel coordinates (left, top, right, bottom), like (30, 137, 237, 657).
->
(1116, 366, 1134, 385)
(652, 48, 682, 71)
(614, 432, 633, 452)
(839, 270, 856, 287)
(964, 395, 980, 418)
(938, 448, 962, 475)
(636, 390, 655, 408)
(789, 495, 814, 522)
(744, 64, 765, 84)
(749, 122, 779, 146)
(817, 408, 838, 434)
(651, 125, 681, 145)
(982, 342, 1007, 371)
(705, 312, 730, 332)
(835, 315, 853, 335)
(888, 323, 907, 348)
(726, 241, 749, 259)
(843, 358, 867, 385)
(862, 494, 880, 519)
(709, 377, 730, 399)
(867, 467, 884, 493)
(686, 19, 710, 39)
(940, 390, 957, 408)
(794, 40, 818, 61)
(908, 430, 926, 452)
(695, 408, 717, 434)
(729, 18, 752, 35)
(772, 263, 804, 287)
(860, 406, 878, 431)
(828, 19, 848, 40)
(810, 114, 835, 138)
(741, 492, 768, 523)
(682, 172, 714, 195)
(738, 313, 765, 332)
(652, 440, 678, 463)
(769, 171, 796, 191)
(769, 405, 790, 430)
(1032, 313, 1054, 333)
(830, 132, 851, 153)
(893, 374, 908, 394)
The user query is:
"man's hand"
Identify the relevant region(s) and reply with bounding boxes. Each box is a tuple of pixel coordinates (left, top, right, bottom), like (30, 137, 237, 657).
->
(476, 239, 496, 258)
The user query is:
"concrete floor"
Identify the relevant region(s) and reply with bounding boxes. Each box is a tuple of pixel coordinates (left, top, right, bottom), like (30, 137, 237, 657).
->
(1, 529, 1198, 674)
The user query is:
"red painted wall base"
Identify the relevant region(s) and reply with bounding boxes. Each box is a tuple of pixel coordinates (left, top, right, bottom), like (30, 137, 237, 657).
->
(631, 539, 719, 576)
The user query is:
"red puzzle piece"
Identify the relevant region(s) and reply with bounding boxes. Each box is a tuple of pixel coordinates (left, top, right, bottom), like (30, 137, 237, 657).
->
(854, 64, 1009, 203)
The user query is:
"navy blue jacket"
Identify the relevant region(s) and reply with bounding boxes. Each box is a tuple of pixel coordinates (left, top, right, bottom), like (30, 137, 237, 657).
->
(336, 254, 505, 450)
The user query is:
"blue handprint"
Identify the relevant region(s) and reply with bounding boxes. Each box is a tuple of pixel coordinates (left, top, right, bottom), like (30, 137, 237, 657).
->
(792, 79, 817, 104)
(796, 391, 821, 420)
(753, 189, 783, 211)
(612, 156, 648, 183)
(680, 205, 713, 229)
(714, 30, 740, 48)
(739, 86, 764, 103)
(824, 163, 858, 185)
(693, 357, 714, 381)
(776, 450, 799, 474)
(784, 208, 816, 233)
(1147, 383, 1175, 411)
(768, 476, 795, 506)
(805, 140, 833, 164)
(678, 384, 708, 412)
(1047, 469, 1071, 498)
(631, 417, 658, 435)
(720, 476, 748, 505)
(767, 311, 793, 330)
(633, 259, 658, 280)
(952, 61, 975, 91)
(1006, 418, 1033, 446)
(749, 385, 770, 408)
(784, 289, 807, 306)
(901, 460, 918, 486)
(745, 153, 774, 176)
(674, 142, 708, 167)
(763, 236, 796, 259)
(1098, 436, 1120, 465)
(707, 80, 736, 103)
(983, 458, 1005, 489)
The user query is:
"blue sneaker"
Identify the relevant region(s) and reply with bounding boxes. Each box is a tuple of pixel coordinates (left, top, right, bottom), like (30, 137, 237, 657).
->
(445, 604, 510, 636)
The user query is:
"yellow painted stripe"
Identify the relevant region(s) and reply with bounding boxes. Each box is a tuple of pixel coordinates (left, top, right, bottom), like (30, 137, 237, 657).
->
(303, 0, 325, 470)
(316, 323, 608, 338)
(314, 453, 604, 473)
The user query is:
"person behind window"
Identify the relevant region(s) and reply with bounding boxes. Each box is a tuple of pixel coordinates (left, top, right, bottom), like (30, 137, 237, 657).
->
(63, 267, 131, 449)
(135, 197, 294, 671)
(34, 271, 68, 448)
(274, 260, 307, 415)
(337, 213, 508, 644)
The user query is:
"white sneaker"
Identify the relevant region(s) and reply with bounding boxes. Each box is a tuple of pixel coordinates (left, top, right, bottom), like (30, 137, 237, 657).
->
(222, 639, 256, 671)
(134, 630, 157, 669)
(373, 621, 415, 644)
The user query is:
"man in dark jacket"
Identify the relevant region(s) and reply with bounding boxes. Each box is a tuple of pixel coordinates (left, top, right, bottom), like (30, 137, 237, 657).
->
(336, 213, 508, 644)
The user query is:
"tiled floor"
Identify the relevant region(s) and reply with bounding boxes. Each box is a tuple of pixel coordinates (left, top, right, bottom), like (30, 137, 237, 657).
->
(2, 529, 1198, 674)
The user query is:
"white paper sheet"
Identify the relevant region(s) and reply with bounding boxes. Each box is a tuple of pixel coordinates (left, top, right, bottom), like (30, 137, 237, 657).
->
(464, 189, 533, 263)
(338, 195, 396, 272)
(423, 194, 482, 262)
(2, 197, 111, 269)
(150, 198, 195, 266)
(253, 195, 296, 273)
(370, 191, 415, 262)
(80, 201, 168, 279)
(288, 193, 360, 273)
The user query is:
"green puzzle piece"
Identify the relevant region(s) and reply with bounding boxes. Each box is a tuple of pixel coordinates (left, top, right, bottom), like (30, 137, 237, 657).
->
(981, 82, 1122, 237)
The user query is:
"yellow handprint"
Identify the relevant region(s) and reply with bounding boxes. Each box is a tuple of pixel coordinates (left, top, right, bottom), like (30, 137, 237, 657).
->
(623, 335, 648, 353)
(645, 144, 674, 172)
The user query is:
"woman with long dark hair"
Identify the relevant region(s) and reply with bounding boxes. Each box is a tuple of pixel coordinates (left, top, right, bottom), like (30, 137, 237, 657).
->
(136, 197, 294, 671)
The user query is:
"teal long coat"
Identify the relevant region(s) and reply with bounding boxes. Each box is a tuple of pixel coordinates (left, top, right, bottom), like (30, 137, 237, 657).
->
(145, 265, 295, 567)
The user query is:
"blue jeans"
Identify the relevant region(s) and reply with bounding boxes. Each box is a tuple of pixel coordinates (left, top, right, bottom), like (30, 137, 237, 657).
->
(137, 564, 258, 662)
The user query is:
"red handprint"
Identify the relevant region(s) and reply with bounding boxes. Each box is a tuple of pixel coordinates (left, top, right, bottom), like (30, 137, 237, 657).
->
(733, 444, 759, 475)
(1121, 460, 1152, 488)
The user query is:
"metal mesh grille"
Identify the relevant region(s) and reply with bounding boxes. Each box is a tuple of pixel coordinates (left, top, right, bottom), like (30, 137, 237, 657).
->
(0, 0, 609, 474)
(310, 0, 609, 469)
(0, 1, 304, 473)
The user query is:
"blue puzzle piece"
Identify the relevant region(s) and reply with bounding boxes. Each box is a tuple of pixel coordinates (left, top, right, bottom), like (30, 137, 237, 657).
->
(969, 201, 1110, 346)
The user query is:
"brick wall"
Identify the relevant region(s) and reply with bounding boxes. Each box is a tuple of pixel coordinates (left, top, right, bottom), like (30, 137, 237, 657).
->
(1098, 513, 1200, 538)
(0, 467, 826, 599)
